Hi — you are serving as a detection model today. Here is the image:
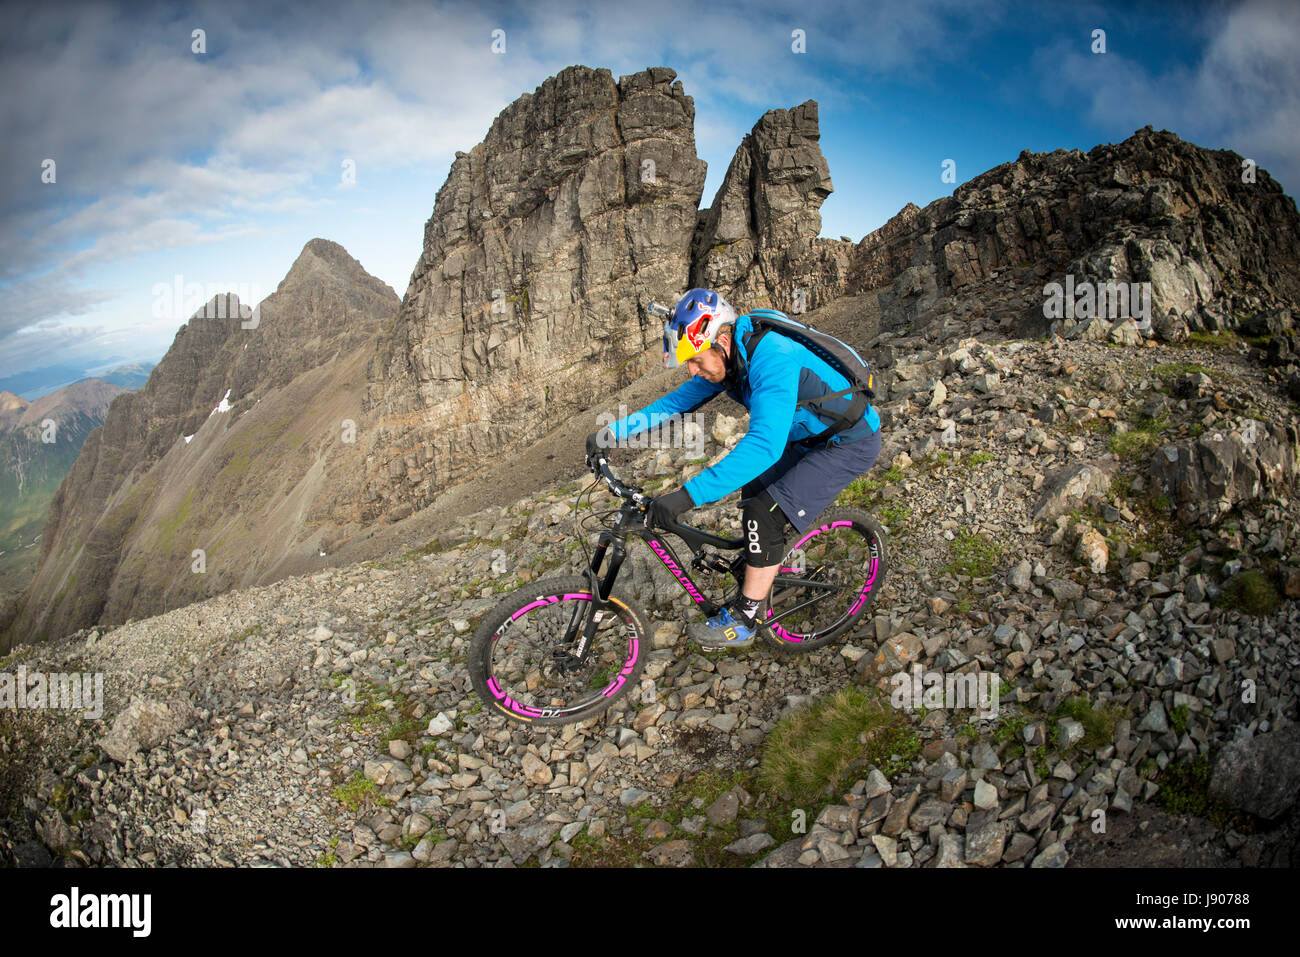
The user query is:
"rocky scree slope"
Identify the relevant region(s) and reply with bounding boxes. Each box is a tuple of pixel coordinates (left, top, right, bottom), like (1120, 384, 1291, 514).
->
(2, 313, 1298, 869)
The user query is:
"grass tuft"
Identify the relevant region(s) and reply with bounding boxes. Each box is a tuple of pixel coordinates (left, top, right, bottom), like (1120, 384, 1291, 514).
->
(878, 502, 911, 528)
(960, 451, 997, 472)
(1216, 569, 1281, 616)
(1109, 414, 1169, 459)
(945, 529, 1005, 579)
(1053, 696, 1127, 751)
(332, 772, 388, 812)
(1183, 331, 1239, 350)
(759, 687, 918, 806)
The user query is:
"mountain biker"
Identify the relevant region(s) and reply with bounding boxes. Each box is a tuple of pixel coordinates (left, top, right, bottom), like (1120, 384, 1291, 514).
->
(586, 288, 882, 649)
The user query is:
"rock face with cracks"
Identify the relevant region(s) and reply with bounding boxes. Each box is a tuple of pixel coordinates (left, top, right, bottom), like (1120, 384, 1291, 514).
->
(363, 66, 708, 520)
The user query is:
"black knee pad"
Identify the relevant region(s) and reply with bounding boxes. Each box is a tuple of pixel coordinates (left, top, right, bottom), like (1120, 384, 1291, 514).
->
(743, 490, 791, 567)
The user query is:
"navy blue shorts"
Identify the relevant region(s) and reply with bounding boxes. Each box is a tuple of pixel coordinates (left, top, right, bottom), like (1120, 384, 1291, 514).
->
(741, 427, 882, 535)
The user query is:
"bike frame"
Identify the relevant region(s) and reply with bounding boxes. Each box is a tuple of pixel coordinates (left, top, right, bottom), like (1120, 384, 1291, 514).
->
(561, 471, 839, 663)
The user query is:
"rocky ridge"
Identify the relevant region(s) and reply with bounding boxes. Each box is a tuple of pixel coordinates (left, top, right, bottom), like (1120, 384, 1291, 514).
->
(3, 309, 1298, 869)
(841, 127, 1300, 346)
(363, 66, 708, 521)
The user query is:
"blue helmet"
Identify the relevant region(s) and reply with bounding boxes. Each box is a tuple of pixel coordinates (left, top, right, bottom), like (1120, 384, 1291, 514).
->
(662, 288, 737, 367)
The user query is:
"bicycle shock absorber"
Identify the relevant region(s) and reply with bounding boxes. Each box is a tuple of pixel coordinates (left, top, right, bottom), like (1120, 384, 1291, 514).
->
(557, 533, 626, 664)
(691, 551, 733, 575)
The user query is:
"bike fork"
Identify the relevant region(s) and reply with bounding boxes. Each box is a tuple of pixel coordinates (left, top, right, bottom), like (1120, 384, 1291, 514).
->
(557, 536, 626, 666)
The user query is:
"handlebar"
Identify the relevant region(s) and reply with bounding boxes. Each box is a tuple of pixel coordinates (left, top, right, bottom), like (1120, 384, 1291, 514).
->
(592, 455, 650, 509)
(588, 452, 725, 545)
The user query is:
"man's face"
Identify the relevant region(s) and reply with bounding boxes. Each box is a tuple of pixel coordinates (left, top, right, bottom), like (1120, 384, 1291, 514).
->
(685, 334, 729, 383)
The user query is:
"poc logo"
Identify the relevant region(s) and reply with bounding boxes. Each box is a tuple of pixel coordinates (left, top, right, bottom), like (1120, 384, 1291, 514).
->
(746, 519, 761, 555)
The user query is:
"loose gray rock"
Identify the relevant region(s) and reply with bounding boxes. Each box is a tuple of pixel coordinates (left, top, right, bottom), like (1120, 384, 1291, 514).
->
(1056, 718, 1085, 749)
(99, 697, 196, 763)
(1030, 842, 1069, 868)
(1032, 463, 1113, 521)
(706, 790, 741, 827)
(500, 822, 560, 863)
(1138, 702, 1169, 734)
(935, 833, 966, 867)
(862, 768, 892, 798)
(619, 787, 651, 808)
(964, 822, 1006, 866)
(725, 833, 776, 856)
(1209, 725, 1300, 820)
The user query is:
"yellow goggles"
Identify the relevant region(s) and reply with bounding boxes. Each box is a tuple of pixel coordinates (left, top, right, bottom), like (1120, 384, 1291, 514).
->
(663, 317, 713, 367)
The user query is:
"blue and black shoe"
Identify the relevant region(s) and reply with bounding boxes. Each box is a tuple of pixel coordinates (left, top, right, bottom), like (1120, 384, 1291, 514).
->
(687, 606, 757, 648)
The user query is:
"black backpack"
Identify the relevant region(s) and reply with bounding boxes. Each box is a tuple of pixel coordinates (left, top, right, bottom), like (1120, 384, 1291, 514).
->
(740, 309, 876, 448)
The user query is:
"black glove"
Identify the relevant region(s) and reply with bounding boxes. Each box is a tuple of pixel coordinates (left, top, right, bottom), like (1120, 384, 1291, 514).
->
(586, 427, 615, 470)
(648, 487, 694, 529)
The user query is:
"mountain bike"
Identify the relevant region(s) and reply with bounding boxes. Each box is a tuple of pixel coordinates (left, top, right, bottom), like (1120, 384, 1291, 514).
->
(468, 455, 888, 727)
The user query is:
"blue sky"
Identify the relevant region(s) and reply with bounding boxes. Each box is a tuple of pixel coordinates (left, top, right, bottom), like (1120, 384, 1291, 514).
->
(1, 0, 1297, 383)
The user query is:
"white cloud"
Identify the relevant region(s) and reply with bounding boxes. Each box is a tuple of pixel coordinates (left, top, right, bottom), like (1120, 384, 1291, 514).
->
(0, 0, 557, 344)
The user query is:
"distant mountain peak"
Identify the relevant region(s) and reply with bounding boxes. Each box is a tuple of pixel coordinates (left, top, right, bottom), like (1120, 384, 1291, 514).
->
(0, 391, 29, 413)
(17, 379, 126, 428)
(278, 238, 391, 296)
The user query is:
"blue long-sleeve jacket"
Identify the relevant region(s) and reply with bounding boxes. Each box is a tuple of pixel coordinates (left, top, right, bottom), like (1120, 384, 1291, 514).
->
(608, 312, 881, 506)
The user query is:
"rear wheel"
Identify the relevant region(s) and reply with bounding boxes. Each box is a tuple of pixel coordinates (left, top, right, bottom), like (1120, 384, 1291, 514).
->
(469, 575, 650, 727)
(761, 506, 887, 653)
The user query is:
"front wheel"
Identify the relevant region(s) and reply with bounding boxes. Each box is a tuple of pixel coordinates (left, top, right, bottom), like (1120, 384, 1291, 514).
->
(469, 575, 650, 727)
(761, 506, 888, 653)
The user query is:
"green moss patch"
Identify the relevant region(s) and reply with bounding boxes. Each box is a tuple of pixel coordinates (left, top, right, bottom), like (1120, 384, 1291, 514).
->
(759, 687, 919, 807)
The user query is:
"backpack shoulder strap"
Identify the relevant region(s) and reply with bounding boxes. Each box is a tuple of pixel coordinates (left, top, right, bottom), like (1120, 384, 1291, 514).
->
(741, 310, 870, 447)
(741, 320, 771, 363)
